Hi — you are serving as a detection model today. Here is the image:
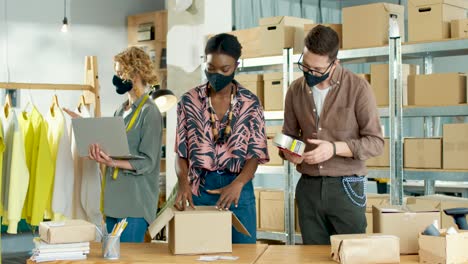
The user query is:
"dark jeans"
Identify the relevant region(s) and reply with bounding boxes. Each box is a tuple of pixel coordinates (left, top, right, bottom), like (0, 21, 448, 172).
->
(296, 175, 367, 245)
(106, 217, 148, 243)
(192, 170, 256, 244)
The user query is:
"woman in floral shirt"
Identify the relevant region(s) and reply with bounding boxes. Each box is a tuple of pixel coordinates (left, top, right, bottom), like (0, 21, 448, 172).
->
(174, 33, 269, 243)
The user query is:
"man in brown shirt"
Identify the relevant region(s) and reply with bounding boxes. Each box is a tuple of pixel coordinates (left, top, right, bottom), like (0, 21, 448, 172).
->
(281, 25, 384, 244)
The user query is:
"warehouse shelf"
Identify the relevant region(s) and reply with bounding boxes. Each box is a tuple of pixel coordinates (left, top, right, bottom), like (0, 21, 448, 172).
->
(264, 111, 284, 120)
(257, 231, 288, 242)
(367, 168, 468, 182)
(256, 165, 285, 175)
(240, 55, 284, 68)
(378, 105, 468, 117)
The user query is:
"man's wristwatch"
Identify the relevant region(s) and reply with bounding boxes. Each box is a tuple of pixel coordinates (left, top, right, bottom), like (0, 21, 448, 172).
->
(331, 142, 336, 156)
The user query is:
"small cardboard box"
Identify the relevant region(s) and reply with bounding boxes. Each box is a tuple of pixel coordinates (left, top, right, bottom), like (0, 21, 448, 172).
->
(331, 234, 400, 264)
(267, 139, 283, 166)
(304, 24, 342, 49)
(443, 123, 468, 170)
(229, 27, 262, 59)
(259, 16, 314, 56)
(254, 188, 261, 229)
(235, 74, 264, 105)
(408, 0, 468, 42)
(419, 231, 468, 264)
(408, 73, 467, 106)
(404, 138, 442, 169)
(373, 204, 440, 254)
(366, 138, 389, 167)
(366, 194, 391, 234)
(263, 72, 302, 111)
(370, 64, 419, 106)
(355, 73, 371, 84)
(39, 220, 96, 244)
(407, 195, 468, 229)
(259, 190, 284, 231)
(148, 206, 250, 254)
(451, 18, 468, 38)
(342, 3, 405, 49)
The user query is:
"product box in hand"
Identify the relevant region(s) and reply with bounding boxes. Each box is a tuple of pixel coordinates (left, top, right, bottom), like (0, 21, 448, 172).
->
(373, 204, 440, 254)
(39, 220, 96, 244)
(419, 230, 468, 264)
(330, 234, 400, 264)
(273, 133, 305, 157)
(148, 206, 250, 254)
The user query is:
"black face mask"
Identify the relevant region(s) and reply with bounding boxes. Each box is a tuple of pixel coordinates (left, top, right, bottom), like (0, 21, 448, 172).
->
(304, 71, 330, 88)
(113, 75, 133, 95)
(205, 70, 235, 92)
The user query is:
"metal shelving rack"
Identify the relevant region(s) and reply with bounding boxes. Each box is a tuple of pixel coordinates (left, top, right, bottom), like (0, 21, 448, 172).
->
(251, 38, 468, 244)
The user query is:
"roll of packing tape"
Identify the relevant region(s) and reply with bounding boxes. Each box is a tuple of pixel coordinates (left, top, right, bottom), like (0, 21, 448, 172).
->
(273, 133, 305, 157)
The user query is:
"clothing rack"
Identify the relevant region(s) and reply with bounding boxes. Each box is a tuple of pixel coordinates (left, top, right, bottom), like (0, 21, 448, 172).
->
(0, 56, 101, 117)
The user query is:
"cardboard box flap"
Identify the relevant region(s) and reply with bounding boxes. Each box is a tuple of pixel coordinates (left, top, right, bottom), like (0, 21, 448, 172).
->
(148, 206, 175, 238)
(232, 213, 251, 237)
(259, 16, 313, 27)
(410, 0, 468, 9)
(382, 3, 405, 15)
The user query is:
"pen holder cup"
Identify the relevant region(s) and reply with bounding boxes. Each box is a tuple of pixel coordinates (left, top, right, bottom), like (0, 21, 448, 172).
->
(102, 235, 120, 260)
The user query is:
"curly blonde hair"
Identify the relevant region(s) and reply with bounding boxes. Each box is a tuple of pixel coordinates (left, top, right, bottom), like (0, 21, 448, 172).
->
(114, 46, 158, 86)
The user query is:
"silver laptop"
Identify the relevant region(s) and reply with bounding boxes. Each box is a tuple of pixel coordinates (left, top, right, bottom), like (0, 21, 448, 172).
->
(72, 117, 144, 160)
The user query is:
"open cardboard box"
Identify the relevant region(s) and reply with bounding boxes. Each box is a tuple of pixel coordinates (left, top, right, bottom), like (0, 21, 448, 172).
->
(330, 234, 400, 264)
(373, 204, 440, 254)
(149, 206, 250, 255)
(419, 230, 468, 264)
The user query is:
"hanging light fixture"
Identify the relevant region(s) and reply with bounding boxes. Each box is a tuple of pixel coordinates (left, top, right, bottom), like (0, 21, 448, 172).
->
(61, 0, 68, 33)
(149, 84, 177, 113)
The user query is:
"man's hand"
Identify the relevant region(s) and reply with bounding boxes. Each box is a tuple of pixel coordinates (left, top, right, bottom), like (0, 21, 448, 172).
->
(207, 180, 244, 210)
(174, 182, 195, 211)
(63, 108, 82, 118)
(302, 139, 334, 165)
(282, 150, 304, 165)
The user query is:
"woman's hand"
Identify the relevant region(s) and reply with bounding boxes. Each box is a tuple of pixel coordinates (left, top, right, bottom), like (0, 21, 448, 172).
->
(89, 144, 114, 167)
(207, 180, 244, 210)
(174, 182, 195, 211)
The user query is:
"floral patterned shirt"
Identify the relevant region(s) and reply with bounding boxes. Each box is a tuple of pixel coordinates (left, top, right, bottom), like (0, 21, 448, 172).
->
(175, 82, 269, 194)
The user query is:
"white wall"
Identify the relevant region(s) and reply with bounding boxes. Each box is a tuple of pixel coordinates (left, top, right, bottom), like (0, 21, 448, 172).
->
(0, 0, 164, 116)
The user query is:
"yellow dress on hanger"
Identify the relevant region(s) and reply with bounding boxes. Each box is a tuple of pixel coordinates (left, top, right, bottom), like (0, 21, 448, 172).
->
(0, 119, 5, 217)
(23, 107, 54, 226)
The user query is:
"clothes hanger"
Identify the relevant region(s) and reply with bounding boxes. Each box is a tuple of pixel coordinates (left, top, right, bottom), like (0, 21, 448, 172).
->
(4, 93, 12, 116)
(22, 89, 34, 113)
(77, 95, 86, 113)
(50, 93, 60, 116)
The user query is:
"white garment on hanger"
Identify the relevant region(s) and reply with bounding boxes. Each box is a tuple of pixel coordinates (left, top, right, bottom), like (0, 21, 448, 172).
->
(48, 107, 74, 220)
(69, 106, 102, 229)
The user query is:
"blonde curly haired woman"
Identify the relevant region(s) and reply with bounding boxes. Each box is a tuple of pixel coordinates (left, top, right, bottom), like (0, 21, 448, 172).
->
(67, 46, 163, 242)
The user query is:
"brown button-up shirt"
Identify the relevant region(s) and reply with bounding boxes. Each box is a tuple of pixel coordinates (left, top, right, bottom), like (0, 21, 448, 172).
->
(283, 64, 384, 177)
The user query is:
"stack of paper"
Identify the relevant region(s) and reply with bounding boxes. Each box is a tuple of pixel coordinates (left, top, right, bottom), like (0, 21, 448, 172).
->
(30, 238, 90, 263)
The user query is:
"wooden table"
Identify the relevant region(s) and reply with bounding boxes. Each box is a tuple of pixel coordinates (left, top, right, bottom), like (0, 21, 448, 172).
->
(27, 243, 268, 264)
(255, 245, 420, 264)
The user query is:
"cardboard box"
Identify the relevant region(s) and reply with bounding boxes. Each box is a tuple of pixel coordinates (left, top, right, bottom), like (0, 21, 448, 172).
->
(408, 73, 467, 106)
(235, 74, 264, 105)
(254, 189, 261, 229)
(39, 220, 96, 244)
(407, 195, 468, 229)
(365, 212, 373, 234)
(304, 24, 342, 49)
(451, 18, 468, 38)
(370, 64, 419, 106)
(259, 16, 314, 56)
(331, 234, 400, 264)
(366, 138, 389, 167)
(266, 125, 283, 138)
(263, 72, 302, 111)
(229, 27, 262, 59)
(342, 3, 405, 49)
(295, 199, 300, 233)
(267, 139, 283, 166)
(373, 204, 440, 254)
(148, 206, 250, 254)
(419, 231, 468, 263)
(259, 190, 284, 231)
(366, 194, 390, 234)
(409, 0, 468, 42)
(443, 123, 468, 170)
(355, 73, 371, 84)
(404, 138, 442, 169)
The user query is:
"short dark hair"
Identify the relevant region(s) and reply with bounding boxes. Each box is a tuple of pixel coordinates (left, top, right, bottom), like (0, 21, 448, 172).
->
(205, 33, 242, 61)
(304, 25, 340, 61)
